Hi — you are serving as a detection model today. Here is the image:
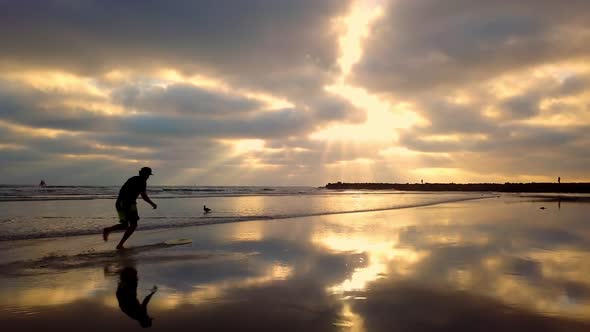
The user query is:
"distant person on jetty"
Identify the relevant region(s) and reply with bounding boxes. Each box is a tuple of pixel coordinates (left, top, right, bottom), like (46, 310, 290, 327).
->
(39, 179, 46, 187)
(116, 266, 157, 328)
(558, 176, 561, 184)
(103, 167, 157, 250)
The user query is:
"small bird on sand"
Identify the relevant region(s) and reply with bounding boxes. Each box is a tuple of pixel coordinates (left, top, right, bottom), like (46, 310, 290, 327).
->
(539, 206, 546, 210)
(203, 205, 211, 213)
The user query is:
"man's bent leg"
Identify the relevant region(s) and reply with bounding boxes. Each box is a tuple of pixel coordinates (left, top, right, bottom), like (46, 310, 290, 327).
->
(116, 223, 137, 249)
(108, 202, 130, 242)
(116, 205, 139, 249)
(103, 223, 127, 241)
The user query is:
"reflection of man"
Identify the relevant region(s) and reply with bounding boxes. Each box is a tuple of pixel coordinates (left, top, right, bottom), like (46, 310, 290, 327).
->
(103, 167, 158, 250)
(116, 267, 157, 328)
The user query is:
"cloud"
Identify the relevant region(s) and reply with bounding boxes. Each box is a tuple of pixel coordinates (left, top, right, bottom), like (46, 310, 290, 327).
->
(1, 0, 589, 184)
(0, 0, 351, 98)
(0, 79, 301, 138)
(304, 94, 366, 123)
(0, 0, 378, 185)
(344, 0, 590, 181)
(112, 83, 264, 116)
(353, 0, 590, 95)
(0, 80, 371, 185)
(559, 73, 590, 96)
(500, 95, 541, 119)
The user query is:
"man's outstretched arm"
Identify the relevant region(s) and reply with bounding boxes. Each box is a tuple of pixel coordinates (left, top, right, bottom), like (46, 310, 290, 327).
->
(140, 191, 157, 209)
(141, 286, 157, 309)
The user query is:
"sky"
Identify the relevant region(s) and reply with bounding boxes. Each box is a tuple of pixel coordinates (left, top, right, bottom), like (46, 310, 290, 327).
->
(0, 0, 589, 186)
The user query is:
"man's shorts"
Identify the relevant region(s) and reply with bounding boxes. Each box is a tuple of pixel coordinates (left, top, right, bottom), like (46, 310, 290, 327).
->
(116, 201, 139, 227)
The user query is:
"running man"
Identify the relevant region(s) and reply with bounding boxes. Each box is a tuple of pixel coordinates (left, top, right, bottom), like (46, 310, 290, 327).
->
(103, 167, 157, 249)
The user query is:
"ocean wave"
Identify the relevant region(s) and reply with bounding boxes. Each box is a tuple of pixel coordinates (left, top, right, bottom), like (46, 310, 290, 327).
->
(0, 195, 491, 242)
(0, 185, 319, 202)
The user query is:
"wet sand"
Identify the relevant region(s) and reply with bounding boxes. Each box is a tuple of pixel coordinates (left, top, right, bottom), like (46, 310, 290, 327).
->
(2, 196, 590, 331)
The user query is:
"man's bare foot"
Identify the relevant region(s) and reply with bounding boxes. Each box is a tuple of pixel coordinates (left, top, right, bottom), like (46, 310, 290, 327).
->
(116, 245, 126, 250)
(102, 228, 109, 242)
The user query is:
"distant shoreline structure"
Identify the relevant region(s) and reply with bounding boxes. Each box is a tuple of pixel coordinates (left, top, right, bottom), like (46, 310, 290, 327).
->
(324, 182, 590, 193)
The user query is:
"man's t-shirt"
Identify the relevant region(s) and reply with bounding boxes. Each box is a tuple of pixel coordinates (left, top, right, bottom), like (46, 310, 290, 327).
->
(117, 176, 147, 206)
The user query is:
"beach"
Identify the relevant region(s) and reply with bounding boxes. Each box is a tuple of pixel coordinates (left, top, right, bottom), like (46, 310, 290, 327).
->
(3, 0, 590, 330)
(2, 193, 590, 331)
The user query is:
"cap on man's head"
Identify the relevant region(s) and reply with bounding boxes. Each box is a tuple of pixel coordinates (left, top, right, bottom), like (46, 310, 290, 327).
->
(139, 167, 154, 176)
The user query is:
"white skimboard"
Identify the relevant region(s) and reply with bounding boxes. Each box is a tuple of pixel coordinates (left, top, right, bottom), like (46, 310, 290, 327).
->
(164, 238, 192, 245)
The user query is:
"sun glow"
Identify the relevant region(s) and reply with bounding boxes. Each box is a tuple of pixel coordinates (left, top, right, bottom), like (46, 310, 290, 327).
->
(0, 120, 76, 138)
(336, 1, 384, 76)
(312, 1, 423, 144)
(311, 84, 425, 142)
(1, 70, 106, 97)
(158, 68, 293, 110)
(312, 227, 428, 295)
(0, 143, 25, 150)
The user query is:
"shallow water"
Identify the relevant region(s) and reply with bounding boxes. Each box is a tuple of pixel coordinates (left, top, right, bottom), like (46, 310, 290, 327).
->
(0, 188, 484, 240)
(1, 195, 590, 331)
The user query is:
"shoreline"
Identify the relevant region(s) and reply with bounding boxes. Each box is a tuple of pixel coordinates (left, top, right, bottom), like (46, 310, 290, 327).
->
(325, 182, 590, 193)
(0, 194, 493, 243)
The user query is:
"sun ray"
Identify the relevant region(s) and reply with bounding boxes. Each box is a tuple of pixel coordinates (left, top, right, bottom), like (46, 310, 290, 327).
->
(311, 0, 426, 181)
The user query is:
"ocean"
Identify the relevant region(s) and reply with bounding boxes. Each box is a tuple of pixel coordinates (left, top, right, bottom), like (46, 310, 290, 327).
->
(0, 185, 486, 241)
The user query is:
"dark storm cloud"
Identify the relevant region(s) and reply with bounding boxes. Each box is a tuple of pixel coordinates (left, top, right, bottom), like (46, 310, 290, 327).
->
(0, 0, 350, 97)
(354, 0, 590, 94)
(399, 124, 585, 153)
(118, 107, 313, 139)
(111, 83, 365, 125)
(416, 99, 495, 134)
(305, 95, 366, 123)
(112, 83, 264, 116)
(388, 63, 590, 179)
(0, 123, 154, 166)
(559, 73, 590, 96)
(0, 76, 374, 185)
(457, 143, 590, 179)
(0, 148, 45, 163)
(0, 85, 113, 132)
(0, 80, 321, 140)
(500, 95, 540, 119)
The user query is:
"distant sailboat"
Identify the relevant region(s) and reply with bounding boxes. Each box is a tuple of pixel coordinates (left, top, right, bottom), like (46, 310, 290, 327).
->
(39, 180, 46, 187)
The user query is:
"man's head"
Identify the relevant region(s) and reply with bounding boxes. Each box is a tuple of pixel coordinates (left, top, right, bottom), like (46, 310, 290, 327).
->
(139, 167, 153, 178)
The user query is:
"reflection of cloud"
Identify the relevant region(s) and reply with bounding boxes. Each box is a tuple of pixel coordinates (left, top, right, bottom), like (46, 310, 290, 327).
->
(348, 280, 590, 332)
(0, 268, 104, 307)
(378, 198, 590, 319)
(158, 263, 293, 308)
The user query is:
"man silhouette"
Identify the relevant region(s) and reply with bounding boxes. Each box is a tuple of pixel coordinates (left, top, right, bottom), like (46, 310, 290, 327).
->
(103, 167, 157, 249)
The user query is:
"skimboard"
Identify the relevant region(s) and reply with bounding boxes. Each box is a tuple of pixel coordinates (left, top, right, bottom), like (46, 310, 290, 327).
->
(164, 238, 192, 245)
